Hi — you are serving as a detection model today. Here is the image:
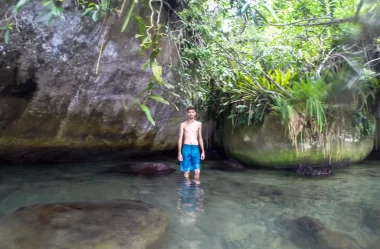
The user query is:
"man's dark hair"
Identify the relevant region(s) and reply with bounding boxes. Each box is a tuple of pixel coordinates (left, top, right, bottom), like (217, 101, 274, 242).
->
(186, 106, 196, 112)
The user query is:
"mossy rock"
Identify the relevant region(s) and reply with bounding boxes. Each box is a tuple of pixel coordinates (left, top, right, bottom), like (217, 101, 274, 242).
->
(223, 114, 374, 168)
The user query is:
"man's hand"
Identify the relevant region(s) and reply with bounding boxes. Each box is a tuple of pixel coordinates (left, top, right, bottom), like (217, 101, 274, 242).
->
(178, 154, 183, 161)
(201, 152, 205, 160)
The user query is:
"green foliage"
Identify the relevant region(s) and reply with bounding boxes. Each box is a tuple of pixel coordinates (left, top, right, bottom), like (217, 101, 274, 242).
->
(352, 108, 375, 137)
(14, 0, 31, 12)
(291, 78, 329, 132)
(258, 70, 295, 92)
(172, 0, 380, 148)
(42, 0, 65, 24)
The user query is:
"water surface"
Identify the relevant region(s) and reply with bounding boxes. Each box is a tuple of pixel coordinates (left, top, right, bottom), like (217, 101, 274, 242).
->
(0, 160, 379, 249)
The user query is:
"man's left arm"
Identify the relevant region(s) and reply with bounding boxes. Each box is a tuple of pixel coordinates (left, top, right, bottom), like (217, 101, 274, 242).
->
(198, 122, 205, 160)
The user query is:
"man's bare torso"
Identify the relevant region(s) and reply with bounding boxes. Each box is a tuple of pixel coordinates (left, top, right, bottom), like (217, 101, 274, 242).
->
(182, 121, 200, 145)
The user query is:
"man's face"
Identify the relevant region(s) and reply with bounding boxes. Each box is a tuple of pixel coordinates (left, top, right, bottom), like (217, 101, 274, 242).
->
(187, 110, 196, 119)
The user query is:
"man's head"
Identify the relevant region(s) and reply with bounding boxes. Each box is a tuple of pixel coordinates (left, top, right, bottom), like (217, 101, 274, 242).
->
(186, 106, 196, 120)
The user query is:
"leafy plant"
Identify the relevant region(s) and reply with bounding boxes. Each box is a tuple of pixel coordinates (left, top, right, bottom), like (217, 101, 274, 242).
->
(41, 0, 65, 24)
(0, 22, 13, 44)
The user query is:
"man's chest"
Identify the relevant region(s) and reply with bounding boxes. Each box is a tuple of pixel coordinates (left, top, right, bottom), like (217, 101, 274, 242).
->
(184, 123, 199, 134)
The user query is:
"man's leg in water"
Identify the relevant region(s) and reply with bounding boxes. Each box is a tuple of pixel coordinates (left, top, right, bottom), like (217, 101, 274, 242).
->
(184, 171, 190, 178)
(194, 169, 200, 179)
(181, 145, 192, 178)
(192, 146, 201, 179)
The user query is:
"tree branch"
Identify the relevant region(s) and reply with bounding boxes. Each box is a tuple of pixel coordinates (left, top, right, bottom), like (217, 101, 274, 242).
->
(355, 0, 364, 21)
(265, 16, 356, 27)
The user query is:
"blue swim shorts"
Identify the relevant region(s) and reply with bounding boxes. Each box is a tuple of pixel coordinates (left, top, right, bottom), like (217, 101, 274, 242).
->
(180, 144, 201, 172)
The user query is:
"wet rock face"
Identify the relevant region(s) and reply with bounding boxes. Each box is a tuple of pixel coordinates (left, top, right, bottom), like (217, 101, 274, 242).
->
(0, 200, 170, 249)
(0, 1, 182, 163)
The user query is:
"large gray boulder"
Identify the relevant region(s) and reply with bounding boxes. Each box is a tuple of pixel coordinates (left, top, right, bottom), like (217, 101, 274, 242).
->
(223, 113, 374, 168)
(0, 200, 170, 249)
(0, 1, 183, 163)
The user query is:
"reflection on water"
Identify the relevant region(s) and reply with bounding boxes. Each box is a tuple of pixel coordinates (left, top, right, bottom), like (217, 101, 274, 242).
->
(0, 161, 380, 249)
(178, 179, 204, 218)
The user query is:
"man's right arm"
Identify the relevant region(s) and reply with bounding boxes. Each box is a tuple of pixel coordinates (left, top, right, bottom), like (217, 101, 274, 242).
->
(178, 123, 184, 161)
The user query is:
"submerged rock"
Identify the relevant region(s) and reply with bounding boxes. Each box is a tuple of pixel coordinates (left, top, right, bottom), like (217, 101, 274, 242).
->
(103, 162, 176, 176)
(366, 240, 380, 249)
(363, 208, 380, 232)
(0, 200, 170, 249)
(210, 159, 247, 172)
(223, 114, 374, 168)
(0, 1, 182, 164)
(296, 165, 332, 177)
(281, 215, 359, 249)
(223, 223, 265, 249)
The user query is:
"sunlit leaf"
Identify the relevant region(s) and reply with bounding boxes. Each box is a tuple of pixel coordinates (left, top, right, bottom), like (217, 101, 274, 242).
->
(82, 7, 93, 16)
(261, 4, 279, 21)
(236, 105, 248, 109)
(140, 104, 155, 126)
(172, 103, 179, 111)
(100, 0, 109, 12)
(252, 10, 258, 25)
(4, 29, 10, 44)
(121, 0, 137, 32)
(46, 12, 55, 25)
(241, 3, 250, 15)
(150, 49, 160, 64)
(134, 15, 146, 36)
(92, 10, 99, 21)
(160, 81, 174, 89)
(15, 0, 32, 12)
(42, 0, 53, 6)
(142, 60, 150, 70)
(151, 61, 163, 82)
(148, 94, 169, 105)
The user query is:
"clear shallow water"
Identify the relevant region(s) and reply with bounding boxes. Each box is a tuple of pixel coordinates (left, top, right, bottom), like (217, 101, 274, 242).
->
(0, 160, 380, 249)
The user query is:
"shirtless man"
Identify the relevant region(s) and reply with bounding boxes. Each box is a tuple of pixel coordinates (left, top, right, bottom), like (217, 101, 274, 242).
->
(178, 107, 205, 179)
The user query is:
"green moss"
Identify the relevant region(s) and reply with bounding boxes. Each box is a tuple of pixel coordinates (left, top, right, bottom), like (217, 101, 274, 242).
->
(231, 139, 373, 168)
(223, 114, 375, 168)
(0, 111, 179, 152)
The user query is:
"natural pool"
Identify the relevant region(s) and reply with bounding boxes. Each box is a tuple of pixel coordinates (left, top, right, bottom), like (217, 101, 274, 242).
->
(0, 160, 379, 249)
